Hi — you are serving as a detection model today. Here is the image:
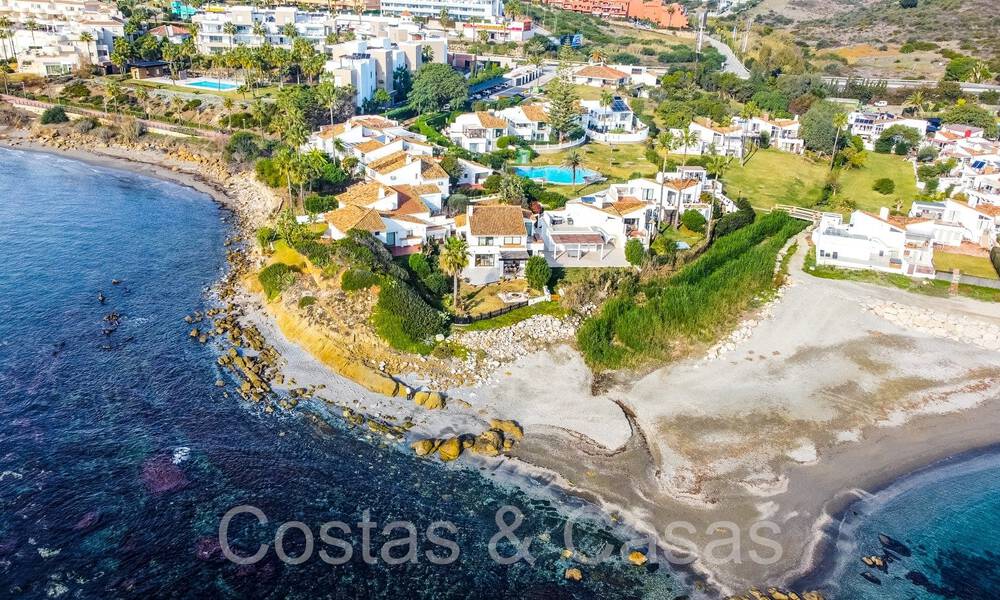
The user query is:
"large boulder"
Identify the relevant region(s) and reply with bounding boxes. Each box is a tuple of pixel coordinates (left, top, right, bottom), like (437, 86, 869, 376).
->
(436, 437, 463, 462)
(471, 429, 504, 457)
(411, 438, 439, 457)
(490, 419, 523, 440)
(413, 391, 446, 410)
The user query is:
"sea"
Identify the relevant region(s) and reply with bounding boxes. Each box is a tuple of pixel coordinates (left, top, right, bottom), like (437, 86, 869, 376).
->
(0, 147, 685, 599)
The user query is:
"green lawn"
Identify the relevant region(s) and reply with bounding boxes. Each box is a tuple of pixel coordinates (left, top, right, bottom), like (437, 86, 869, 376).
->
(722, 149, 917, 215)
(933, 252, 999, 279)
(456, 301, 569, 331)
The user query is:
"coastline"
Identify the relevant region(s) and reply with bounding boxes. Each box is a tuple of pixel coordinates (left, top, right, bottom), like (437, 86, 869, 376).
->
(6, 124, 1000, 597)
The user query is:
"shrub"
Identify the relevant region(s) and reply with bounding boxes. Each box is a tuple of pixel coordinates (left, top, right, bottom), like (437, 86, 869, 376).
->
(373, 277, 446, 352)
(446, 193, 469, 214)
(304, 194, 337, 213)
(680, 210, 707, 233)
(341, 268, 380, 291)
(422, 271, 449, 297)
(119, 117, 145, 143)
(714, 198, 756, 238)
(625, 239, 645, 267)
(225, 131, 266, 163)
(408, 253, 432, 278)
(255, 158, 283, 188)
(525, 255, 551, 291)
(182, 98, 202, 111)
(258, 263, 298, 300)
(40, 106, 69, 124)
(298, 296, 317, 309)
(872, 178, 896, 195)
(990, 247, 1000, 279)
(94, 126, 116, 142)
(73, 117, 97, 133)
(256, 226, 277, 251)
(916, 146, 939, 163)
(893, 142, 910, 155)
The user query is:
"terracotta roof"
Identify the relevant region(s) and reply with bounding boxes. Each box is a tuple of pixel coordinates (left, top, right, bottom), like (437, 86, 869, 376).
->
(390, 185, 433, 216)
(520, 104, 549, 123)
(861, 210, 904, 230)
(325, 205, 386, 233)
(887, 215, 930, 228)
(354, 139, 385, 153)
(351, 116, 397, 129)
(338, 180, 390, 207)
(369, 151, 410, 174)
(476, 111, 508, 129)
(468, 205, 526, 236)
(693, 117, 741, 134)
(575, 64, 628, 81)
(603, 198, 647, 216)
(149, 24, 190, 37)
(317, 123, 346, 139)
(386, 214, 430, 225)
(664, 178, 700, 191)
(420, 161, 449, 180)
(974, 204, 1000, 217)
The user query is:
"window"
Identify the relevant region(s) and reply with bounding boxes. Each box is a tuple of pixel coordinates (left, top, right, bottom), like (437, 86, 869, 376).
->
(503, 236, 520, 245)
(477, 236, 494, 245)
(474, 254, 494, 267)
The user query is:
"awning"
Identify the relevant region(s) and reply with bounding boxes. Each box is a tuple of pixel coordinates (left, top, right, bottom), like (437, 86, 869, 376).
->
(551, 233, 605, 245)
(500, 250, 530, 261)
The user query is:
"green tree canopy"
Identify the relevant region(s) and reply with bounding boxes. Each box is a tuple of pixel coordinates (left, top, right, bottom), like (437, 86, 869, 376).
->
(800, 100, 846, 154)
(409, 63, 468, 113)
(940, 103, 998, 137)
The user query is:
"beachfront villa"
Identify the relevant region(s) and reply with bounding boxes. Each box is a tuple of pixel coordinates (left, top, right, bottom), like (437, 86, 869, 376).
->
(812, 208, 937, 278)
(847, 111, 929, 150)
(456, 204, 538, 285)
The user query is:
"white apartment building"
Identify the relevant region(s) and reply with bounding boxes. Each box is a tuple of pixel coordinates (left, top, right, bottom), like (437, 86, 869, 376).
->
(677, 118, 748, 158)
(379, 0, 503, 21)
(446, 111, 509, 153)
(0, 0, 123, 74)
(192, 5, 336, 54)
(734, 114, 804, 154)
(847, 111, 929, 149)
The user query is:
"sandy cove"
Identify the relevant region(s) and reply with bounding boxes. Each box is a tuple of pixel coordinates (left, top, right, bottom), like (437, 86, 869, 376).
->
(7, 125, 1000, 595)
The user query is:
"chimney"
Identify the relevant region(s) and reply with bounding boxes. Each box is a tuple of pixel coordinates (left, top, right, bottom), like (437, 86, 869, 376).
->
(378, 186, 386, 199)
(879, 207, 890, 221)
(405, 154, 413, 164)
(965, 129, 972, 138)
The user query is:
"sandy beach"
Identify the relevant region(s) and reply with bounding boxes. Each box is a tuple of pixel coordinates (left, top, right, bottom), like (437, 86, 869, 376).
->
(7, 122, 1000, 596)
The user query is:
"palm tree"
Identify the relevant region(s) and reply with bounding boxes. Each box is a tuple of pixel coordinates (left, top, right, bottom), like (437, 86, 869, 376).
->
(0, 16, 15, 64)
(315, 80, 338, 126)
(134, 85, 149, 118)
(738, 101, 759, 166)
(830, 111, 848, 171)
(905, 90, 926, 117)
(273, 146, 297, 209)
(25, 19, 39, 44)
(563, 150, 582, 187)
(252, 21, 266, 46)
(440, 237, 469, 311)
(655, 131, 676, 229)
(677, 127, 698, 167)
(590, 48, 605, 64)
(280, 23, 298, 43)
(223, 22, 237, 49)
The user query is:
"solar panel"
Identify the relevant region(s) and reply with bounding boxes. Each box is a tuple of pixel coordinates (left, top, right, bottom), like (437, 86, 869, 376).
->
(971, 160, 987, 170)
(611, 98, 629, 112)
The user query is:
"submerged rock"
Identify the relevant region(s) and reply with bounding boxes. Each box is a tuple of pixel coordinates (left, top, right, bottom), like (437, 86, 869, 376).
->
(194, 537, 225, 562)
(564, 567, 582, 581)
(72, 511, 101, 532)
(141, 455, 189, 495)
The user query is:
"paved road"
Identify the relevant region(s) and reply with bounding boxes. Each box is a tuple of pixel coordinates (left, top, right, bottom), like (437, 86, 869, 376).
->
(822, 76, 1000, 94)
(704, 35, 751, 79)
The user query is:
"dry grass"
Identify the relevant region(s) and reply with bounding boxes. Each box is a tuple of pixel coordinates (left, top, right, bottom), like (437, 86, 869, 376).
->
(459, 279, 540, 315)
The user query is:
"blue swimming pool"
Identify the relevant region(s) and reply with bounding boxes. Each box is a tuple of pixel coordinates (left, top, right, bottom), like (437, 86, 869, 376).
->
(183, 80, 239, 91)
(514, 165, 599, 185)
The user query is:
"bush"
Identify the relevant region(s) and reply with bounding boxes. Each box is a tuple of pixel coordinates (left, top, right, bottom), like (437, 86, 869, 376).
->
(714, 198, 756, 238)
(625, 239, 645, 267)
(680, 209, 707, 233)
(258, 263, 298, 300)
(408, 253, 432, 278)
(872, 178, 896, 195)
(525, 255, 551, 291)
(916, 146, 939, 163)
(255, 158, 283, 188)
(298, 296, 317, 309)
(94, 126, 116, 142)
(40, 106, 69, 124)
(73, 117, 96, 133)
(990, 247, 1000, 279)
(304, 194, 337, 213)
(256, 226, 277, 251)
(225, 131, 267, 163)
(341, 268, 380, 291)
(446, 193, 469, 214)
(373, 277, 446, 352)
(422, 271, 449, 297)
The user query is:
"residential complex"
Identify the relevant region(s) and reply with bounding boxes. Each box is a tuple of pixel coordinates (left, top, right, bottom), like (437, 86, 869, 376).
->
(0, 0, 123, 75)
(379, 0, 504, 21)
(847, 111, 929, 149)
(192, 6, 335, 55)
(539, 0, 688, 29)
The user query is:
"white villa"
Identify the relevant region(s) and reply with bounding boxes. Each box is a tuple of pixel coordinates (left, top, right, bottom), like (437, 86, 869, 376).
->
(812, 208, 937, 278)
(580, 96, 649, 144)
(307, 116, 432, 164)
(677, 118, 748, 158)
(446, 111, 510, 153)
(498, 104, 551, 143)
(456, 204, 538, 284)
(734, 114, 804, 154)
(847, 111, 929, 149)
(570, 64, 630, 88)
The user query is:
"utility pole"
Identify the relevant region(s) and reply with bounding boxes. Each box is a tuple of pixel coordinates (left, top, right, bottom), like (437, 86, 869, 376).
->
(741, 17, 752, 55)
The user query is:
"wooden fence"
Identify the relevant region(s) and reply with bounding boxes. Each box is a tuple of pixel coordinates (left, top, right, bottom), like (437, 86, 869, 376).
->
(452, 300, 529, 325)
